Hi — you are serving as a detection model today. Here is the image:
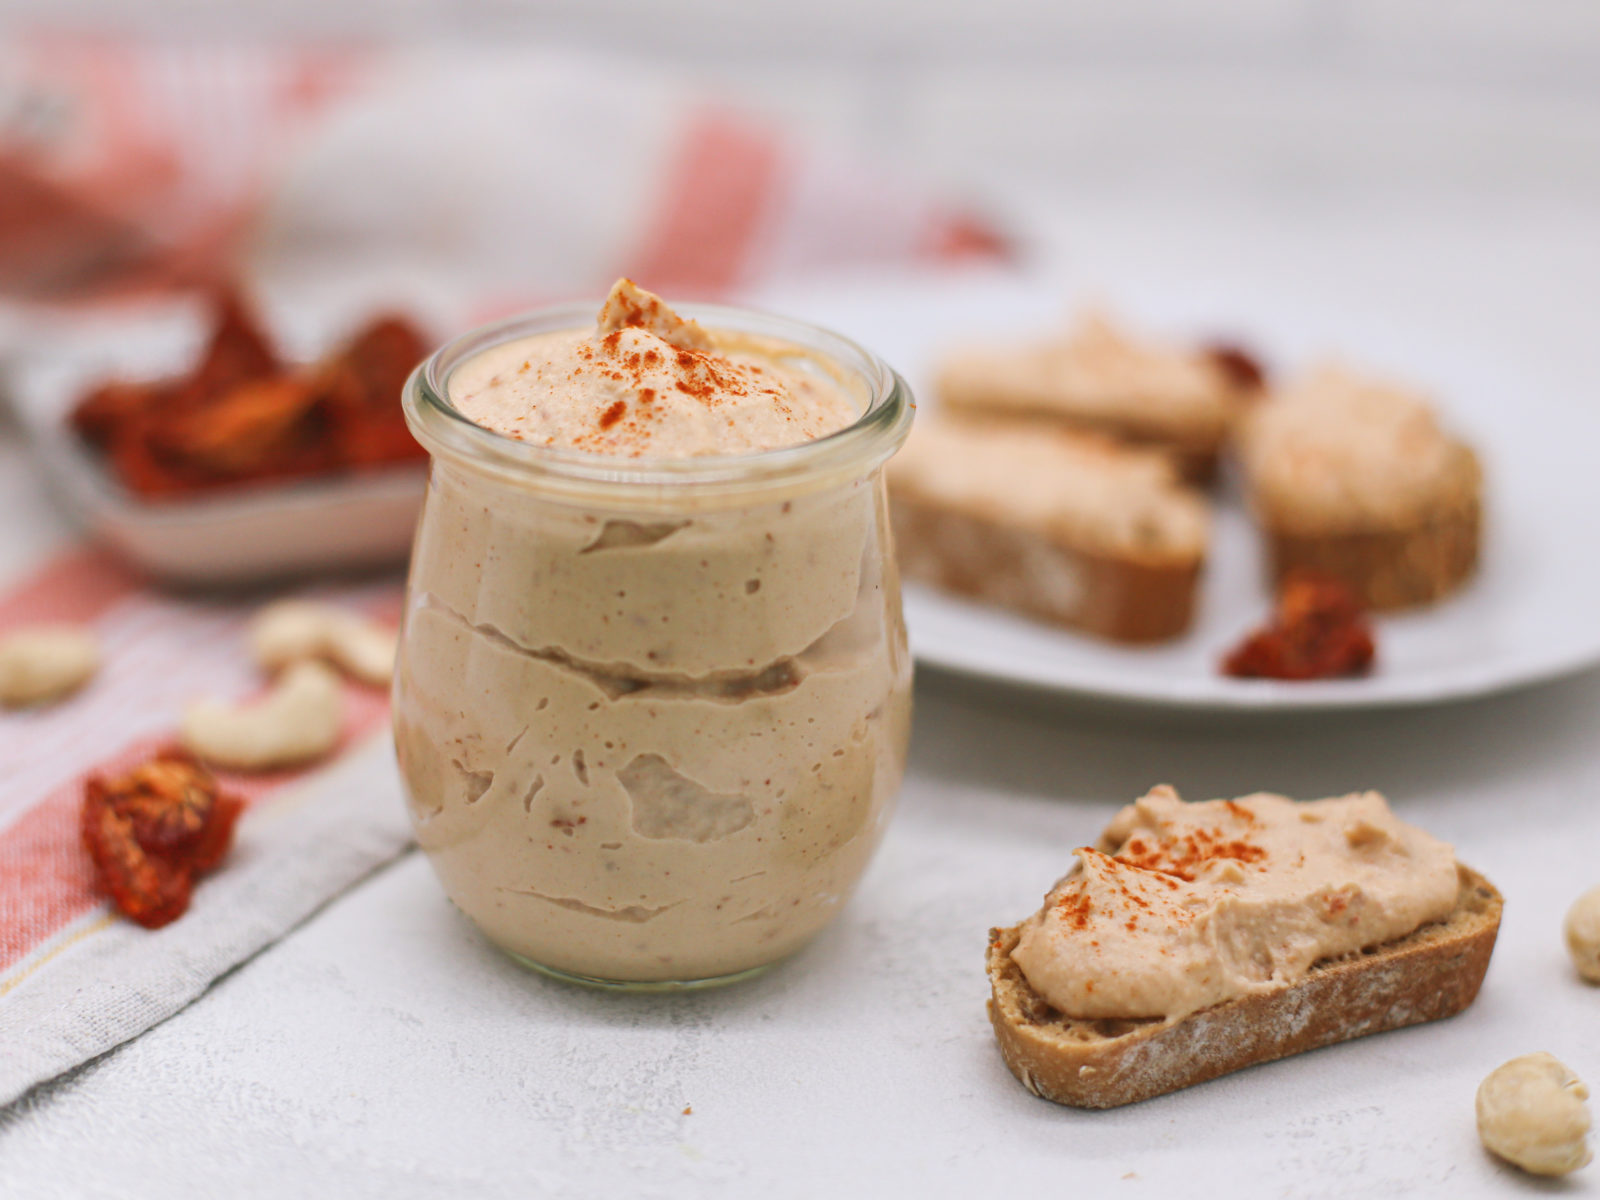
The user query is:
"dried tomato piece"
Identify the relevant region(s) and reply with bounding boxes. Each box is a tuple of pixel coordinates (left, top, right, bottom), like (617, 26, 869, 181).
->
(1204, 341, 1267, 393)
(68, 289, 429, 498)
(150, 376, 330, 476)
(70, 380, 169, 448)
(186, 792, 244, 875)
(82, 778, 193, 929)
(81, 750, 246, 928)
(102, 752, 217, 855)
(1222, 571, 1376, 681)
(319, 315, 430, 467)
(180, 286, 281, 404)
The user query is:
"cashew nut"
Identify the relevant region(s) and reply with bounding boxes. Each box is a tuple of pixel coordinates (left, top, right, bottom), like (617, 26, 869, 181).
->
(249, 600, 396, 686)
(0, 625, 100, 708)
(1567, 885, 1600, 983)
(181, 660, 343, 771)
(1476, 1053, 1592, 1176)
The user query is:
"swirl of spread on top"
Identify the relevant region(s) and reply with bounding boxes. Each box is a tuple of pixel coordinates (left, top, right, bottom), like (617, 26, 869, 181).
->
(449, 279, 859, 458)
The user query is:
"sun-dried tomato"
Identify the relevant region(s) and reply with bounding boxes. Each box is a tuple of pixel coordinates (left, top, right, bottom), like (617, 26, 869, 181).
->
(184, 791, 244, 875)
(81, 779, 193, 929)
(68, 289, 428, 500)
(1222, 571, 1376, 681)
(105, 752, 216, 855)
(81, 750, 245, 928)
(318, 315, 430, 467)
(179, 286, 281, 404)
(1204, 341, 1267, 393)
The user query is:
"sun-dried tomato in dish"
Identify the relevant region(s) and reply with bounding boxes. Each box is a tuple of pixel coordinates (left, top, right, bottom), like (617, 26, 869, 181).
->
(69, 286, 431, 500)
(1222, 571, 1376, 681)
(81, 750, 245, 928)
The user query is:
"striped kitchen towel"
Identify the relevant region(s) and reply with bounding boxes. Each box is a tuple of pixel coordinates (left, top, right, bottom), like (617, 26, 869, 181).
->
(0, 549, 408, 1106)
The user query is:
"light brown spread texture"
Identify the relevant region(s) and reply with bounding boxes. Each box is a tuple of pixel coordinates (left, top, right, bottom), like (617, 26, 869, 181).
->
(398, 281, 911, 982)
(1010, 786, 1460, 1020)
(1238, 363, 1481, 533)
(450, 279, 859, 457)
(887, 417, 1208, 564)
(936, 310, 1248, 445)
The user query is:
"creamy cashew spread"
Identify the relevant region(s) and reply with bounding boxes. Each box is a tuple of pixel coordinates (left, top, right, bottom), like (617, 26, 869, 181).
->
(450, 279, 858, 457)
(1239, 364, 1479, 532)
(395, 281, 910, 982)
(938, 311, 1242, 443)
(1010, 786, 1460, 1020)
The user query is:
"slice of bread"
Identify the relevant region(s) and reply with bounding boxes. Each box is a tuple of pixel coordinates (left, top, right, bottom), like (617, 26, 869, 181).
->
(936, 311, 1261, 482)
(987, 864, 1502, 1109)
(1237, 365, 1482, 610)
(888, 417, 1209, 643)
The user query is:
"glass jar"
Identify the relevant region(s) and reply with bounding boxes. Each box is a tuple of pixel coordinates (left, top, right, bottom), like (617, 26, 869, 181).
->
(395, 302, 914, 989)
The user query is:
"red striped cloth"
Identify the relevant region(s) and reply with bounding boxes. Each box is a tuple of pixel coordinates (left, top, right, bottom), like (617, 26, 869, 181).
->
(0, 550, 405, 1103)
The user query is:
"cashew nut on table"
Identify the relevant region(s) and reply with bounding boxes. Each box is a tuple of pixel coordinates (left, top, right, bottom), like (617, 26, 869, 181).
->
(180, 660, 344, 771)
(1476, 1053, 1592, 1177)
(0, 625, 100, 708)
(1567, 885, 1600, 984)
(248, 600, 396, 686)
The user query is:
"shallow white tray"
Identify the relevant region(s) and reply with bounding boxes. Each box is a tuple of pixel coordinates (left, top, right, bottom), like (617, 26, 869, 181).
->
(757, 269, 1600, 712)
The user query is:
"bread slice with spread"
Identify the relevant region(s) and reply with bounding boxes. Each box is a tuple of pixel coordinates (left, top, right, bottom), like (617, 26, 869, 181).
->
(987, 786, 1502, 1109)
(1235, 365, 1482, 610)
(887, 417, 1208, 643)
(935, 311, 1262, 482)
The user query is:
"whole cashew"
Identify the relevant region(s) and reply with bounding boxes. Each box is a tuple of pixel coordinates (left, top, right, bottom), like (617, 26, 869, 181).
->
(1477, 1053, 1592, 1177)
(249, 600, 396, 686)
(181, 660, 344, 771)
(0, 625, 100, 708)
(1567, 885, 1600, 984)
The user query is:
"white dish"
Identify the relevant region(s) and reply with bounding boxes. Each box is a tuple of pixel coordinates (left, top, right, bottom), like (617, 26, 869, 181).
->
(755, 269, 1600, 711)
(1, 292, 438, 586)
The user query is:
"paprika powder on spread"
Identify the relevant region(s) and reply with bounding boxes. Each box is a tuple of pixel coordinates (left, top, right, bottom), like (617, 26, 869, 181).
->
(1009, 785, 1459, 1020)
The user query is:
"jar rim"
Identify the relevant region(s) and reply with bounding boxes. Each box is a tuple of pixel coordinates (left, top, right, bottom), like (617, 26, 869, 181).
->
(402, 299, 915, 498)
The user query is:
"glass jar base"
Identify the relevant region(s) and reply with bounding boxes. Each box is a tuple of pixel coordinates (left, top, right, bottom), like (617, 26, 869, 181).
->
(503, 950, 774, 993)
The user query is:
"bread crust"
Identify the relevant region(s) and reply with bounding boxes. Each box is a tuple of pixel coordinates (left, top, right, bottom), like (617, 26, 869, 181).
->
(986, 864, 1502, 1109)
(890, 494, 1201, 643)
(1263, 489, 1481, 611)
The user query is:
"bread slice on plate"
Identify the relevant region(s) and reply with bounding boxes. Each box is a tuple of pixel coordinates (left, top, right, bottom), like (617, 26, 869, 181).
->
(888, 416, 1209, 643)
(935, 310, 1262, 482)
(988, 866, 1501, 1109)
(1235, 364, 1482, 610)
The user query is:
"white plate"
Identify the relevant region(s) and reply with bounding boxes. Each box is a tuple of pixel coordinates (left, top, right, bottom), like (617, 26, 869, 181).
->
(754, 268, 1600, 711)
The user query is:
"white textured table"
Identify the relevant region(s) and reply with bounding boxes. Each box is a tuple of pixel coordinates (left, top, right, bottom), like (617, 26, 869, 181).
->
(1, 668, 1598, 1198)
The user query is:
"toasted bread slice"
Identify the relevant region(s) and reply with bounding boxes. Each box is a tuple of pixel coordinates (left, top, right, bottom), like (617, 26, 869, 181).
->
(888, 417, 1208, 643)
(936, 312, 1260, 483)
(1237, 365, 1482, 610)
(986, 864, 1502, 1109)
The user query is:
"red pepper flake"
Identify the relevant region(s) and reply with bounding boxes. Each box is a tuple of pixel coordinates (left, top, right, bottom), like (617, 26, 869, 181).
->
(81, 750, 244, 929)
(1054, 891, 1093, 929)
(1117, 826, 1268, 882)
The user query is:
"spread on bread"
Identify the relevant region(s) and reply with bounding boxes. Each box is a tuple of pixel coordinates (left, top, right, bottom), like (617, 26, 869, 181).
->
(1009, 786, 1459, 1020)
(1237, 364, 1482, 610)
(936, 310, 1260, 480)
(887, 418, 1208, 642)
(987, 786, 1501, 1108)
